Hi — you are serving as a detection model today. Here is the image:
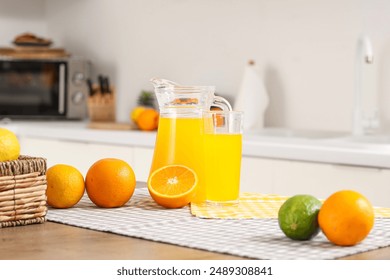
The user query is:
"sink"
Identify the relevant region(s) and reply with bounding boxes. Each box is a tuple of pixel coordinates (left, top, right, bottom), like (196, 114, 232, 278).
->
(332, 134, 390, 144)
(244, 128, 390, 152)
(246, 128, 390, 143)
(319, 134, 390, 151)
(245, 127, 347, 140)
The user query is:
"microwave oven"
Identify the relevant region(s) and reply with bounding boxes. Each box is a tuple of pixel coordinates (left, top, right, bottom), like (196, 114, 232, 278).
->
(0, 56, 90, 119)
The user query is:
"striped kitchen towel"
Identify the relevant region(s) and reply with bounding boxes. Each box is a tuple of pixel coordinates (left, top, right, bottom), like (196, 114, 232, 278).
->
(46, 187, 390, 260)
(190, 192, 390, 219)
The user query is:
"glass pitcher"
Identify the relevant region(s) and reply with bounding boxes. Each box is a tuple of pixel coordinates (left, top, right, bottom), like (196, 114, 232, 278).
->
(149, 78, 232, 203)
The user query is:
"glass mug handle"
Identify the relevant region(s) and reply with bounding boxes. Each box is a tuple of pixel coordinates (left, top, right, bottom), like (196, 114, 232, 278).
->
(212, 95, 232, 111)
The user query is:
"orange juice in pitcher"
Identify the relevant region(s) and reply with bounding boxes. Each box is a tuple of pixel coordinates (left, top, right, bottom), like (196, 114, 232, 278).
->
(149, 78, 231, 203)
(150, 117, 206, 202)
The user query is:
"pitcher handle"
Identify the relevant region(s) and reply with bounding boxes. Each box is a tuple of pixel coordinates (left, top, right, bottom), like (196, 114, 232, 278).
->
(213, 96, 232, 111)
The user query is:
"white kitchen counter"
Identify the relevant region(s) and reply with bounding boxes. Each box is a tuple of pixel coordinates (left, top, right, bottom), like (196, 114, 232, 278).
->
(243, 132, 390, 169)
(3, 120, 390, 169)
(6, 120, 157, 148)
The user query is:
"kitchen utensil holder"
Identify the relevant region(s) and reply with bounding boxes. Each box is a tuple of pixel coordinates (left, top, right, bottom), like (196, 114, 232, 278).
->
(0, 156, 47, 228)
(87, 86, 116, 122)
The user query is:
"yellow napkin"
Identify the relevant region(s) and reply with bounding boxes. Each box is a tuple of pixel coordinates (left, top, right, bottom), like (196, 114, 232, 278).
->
(190, 192, 390, 219)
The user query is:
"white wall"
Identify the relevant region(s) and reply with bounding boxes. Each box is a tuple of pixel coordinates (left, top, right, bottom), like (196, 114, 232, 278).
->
(3, 0, 390, 133)
(0, 0, 47, 45)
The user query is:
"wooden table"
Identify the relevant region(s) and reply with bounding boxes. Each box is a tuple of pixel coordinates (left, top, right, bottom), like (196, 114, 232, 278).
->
(0, 221, 389, 260)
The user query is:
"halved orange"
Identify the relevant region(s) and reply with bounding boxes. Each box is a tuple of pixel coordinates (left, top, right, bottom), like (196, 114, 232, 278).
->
(147, 165, 197, 209)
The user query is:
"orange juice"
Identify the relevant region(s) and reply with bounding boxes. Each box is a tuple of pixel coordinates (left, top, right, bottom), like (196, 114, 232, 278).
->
(204, 133, 242, 202)
(149, 117, 206, 202)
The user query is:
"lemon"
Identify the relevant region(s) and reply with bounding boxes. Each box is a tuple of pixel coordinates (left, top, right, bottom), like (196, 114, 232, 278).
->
(130, 106, 146, 122)
(46, 164, 85, 208)
(0, 128, 20, 162)
(278, 194, 322, 240)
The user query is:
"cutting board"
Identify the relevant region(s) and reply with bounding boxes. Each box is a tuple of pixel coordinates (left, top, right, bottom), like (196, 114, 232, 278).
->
(87, 121, 137, 131)
(0, 46, 69, 58)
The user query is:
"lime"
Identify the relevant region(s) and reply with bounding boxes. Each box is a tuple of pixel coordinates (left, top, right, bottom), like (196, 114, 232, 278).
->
(278, 194, 322, 240)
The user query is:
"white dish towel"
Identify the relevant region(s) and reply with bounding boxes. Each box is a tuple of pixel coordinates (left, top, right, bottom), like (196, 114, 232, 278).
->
(234, 61, 269, 131)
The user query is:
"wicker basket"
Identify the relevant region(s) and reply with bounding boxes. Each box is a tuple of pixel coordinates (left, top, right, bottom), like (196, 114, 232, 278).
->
(0, 156, 47, 228)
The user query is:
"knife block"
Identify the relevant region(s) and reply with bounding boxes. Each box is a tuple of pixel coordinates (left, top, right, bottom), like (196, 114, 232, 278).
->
(87, 86, 116, 122)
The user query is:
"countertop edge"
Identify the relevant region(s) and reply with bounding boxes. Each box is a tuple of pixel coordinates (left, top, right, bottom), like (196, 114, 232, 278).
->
(4, 120, 390, 169)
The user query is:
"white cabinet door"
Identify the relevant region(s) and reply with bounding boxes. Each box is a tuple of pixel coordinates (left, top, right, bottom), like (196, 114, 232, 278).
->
(133, 147, 154, 182)
(85, 143, 134, 175)
(240, 156, 281, 194)
(321, 164, 389, 207)
(274, 160, 390, 207)
(19, 137, 133, 177)
(20, 137, 91, 174)
(241, 156, 390, 207)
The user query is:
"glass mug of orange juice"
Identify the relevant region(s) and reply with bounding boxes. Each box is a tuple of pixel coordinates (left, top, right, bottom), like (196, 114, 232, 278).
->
(149, 78, 232, 203)
(204, 111, 243, 205)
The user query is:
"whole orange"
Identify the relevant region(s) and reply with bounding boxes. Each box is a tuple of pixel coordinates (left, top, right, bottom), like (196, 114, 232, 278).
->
(318, 190, 374, 246)
(136, 108, 159, 131)
(46, 164, 85, 209)
(85, 158, 136, 208)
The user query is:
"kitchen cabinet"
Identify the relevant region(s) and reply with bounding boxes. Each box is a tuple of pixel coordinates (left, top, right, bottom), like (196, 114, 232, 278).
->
(240, 157, 278, 195)
(133, 147, 154, 182)
(19, 135, 155, 182)
(19, 137, 134, 177)
(241, 156, 390, 207)
(19, 134, 390, 208)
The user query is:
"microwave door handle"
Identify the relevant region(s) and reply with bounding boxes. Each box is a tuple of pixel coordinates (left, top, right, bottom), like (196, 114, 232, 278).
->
(58, 63, 66, 114)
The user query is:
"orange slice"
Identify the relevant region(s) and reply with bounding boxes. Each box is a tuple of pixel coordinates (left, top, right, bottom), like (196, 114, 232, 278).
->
(147, 165, 197, 209)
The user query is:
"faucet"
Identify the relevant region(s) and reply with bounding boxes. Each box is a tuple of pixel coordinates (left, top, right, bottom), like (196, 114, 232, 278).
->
(352, 35, 379, 136)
